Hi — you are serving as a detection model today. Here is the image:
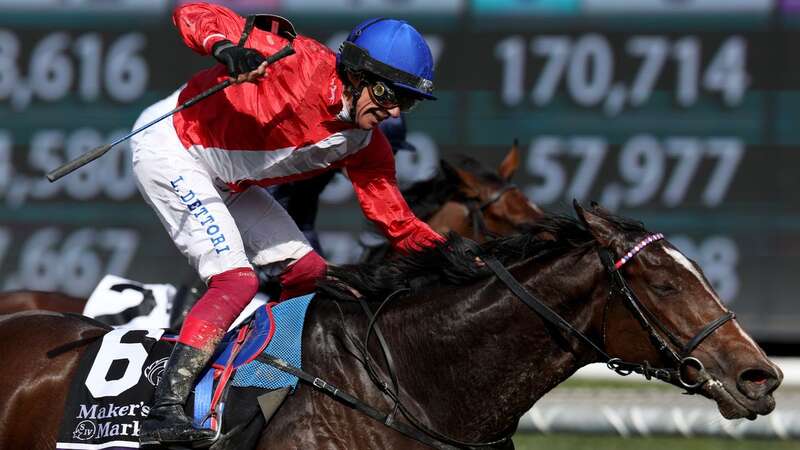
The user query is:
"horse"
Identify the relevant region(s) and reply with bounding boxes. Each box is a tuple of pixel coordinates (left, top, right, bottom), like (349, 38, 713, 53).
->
(0, 202, 781, 449)
(0, 143, 543, 316)
(404, 141, 542, 241)
(360, 141, 543, 262)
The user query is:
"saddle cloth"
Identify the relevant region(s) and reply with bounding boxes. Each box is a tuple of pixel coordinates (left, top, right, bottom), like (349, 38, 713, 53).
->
(56, 294, 313, 450)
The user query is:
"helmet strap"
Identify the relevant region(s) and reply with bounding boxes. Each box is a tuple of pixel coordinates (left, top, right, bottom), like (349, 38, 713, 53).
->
(343, 71, 365, 124)
(349, 86, 361, 124)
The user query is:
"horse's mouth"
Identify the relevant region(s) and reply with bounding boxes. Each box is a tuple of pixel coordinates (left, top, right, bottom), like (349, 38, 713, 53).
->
(702, 378, 775, 420)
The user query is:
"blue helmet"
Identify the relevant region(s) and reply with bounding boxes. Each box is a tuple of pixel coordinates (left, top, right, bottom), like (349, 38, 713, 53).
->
(338, 18, 436, 100)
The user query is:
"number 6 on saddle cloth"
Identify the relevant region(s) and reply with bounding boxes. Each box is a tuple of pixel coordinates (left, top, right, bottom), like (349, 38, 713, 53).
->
(54, 294, 313, 450)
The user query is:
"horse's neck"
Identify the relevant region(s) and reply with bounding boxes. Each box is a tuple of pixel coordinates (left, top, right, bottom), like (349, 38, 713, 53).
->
(381, 248, 605, 440)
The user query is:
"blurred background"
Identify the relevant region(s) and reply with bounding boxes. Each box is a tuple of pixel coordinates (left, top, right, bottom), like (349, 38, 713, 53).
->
(0, 0, 798, 448)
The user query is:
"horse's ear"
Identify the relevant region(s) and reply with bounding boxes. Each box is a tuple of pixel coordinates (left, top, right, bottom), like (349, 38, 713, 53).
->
(498, 139, 520, 181)
(573, 199, 616, 248)
(441, 159, 481, 196)
(573, 199, 590, 228)
(590, 201, 615, 217)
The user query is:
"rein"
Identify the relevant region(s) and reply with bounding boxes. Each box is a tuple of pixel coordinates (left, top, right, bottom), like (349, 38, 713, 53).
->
(354, 291, 512, 449)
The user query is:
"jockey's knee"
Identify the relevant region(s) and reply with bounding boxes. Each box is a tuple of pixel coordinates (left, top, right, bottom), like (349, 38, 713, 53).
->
(278, 251, 327, 301)
(178, 267, 259, 350)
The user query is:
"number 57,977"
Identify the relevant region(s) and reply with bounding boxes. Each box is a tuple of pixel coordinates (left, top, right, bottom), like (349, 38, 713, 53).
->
(524, 135, 744, 210)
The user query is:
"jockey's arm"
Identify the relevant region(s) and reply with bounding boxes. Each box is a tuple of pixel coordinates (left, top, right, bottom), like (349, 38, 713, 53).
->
(172, 3, 248, 55)
(345, 130, 444, 253)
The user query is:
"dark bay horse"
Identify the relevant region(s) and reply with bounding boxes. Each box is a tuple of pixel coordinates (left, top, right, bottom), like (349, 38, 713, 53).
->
(0, 143, 543, 316)
(0, 203, 781, 449)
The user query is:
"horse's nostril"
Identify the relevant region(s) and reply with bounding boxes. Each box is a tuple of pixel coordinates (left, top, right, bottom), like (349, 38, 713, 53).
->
(742, 369, 768, 384)
(738, 368, 779, 399)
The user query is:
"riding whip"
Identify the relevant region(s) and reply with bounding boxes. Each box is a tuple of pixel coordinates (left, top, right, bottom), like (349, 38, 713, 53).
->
(46, 43, 293, 182)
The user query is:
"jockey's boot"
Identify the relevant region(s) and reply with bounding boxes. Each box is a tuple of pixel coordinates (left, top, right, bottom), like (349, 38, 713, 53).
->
(139, 342, 217, 448)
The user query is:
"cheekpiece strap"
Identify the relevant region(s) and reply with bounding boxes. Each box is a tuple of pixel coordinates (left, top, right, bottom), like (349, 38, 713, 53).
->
(614, 233, 664, 270)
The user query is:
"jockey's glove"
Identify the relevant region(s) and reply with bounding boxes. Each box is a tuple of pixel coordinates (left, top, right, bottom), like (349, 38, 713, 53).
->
(212, 39, 266, 78)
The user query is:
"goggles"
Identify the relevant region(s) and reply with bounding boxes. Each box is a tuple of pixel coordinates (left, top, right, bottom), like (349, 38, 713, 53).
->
(339, 41, 434, 96)
(367, 80, 420, 112)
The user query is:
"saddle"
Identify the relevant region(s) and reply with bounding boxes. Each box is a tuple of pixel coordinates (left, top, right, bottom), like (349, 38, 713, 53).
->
(210, 304, 275, 370)
(190, 294, 312, 431)
(187, 304, 275, 430)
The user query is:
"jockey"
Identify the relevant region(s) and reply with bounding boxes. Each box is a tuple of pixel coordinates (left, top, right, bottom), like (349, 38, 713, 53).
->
(267, 114, 417, 255)
(134, 3, 442, 447)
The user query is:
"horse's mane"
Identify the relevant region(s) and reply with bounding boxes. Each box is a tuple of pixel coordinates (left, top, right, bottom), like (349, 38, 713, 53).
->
(402, 155, 504, 220)
(319, 209, 646, 302)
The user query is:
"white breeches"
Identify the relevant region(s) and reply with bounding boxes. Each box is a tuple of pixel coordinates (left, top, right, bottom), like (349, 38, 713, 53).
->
(130, 90, 313, 281)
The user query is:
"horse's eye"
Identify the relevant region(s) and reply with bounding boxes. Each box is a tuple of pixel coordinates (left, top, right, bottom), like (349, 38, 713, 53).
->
(651, 283, 680, 296)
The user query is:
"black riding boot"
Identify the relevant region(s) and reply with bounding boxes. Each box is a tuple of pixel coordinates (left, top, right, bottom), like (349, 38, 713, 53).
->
(139, 342, 217, 448)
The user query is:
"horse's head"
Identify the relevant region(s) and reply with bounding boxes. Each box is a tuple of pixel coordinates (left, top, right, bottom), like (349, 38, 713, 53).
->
(574, 201, 782, 420)
(434, 142, 544, 241)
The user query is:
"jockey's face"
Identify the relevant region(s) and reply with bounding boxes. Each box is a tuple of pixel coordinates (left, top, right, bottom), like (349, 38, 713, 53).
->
(354, 84, 401, 129)
(346, 73, 401, 130)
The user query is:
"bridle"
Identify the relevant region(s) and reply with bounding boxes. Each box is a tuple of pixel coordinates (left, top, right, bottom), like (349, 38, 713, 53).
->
(595, 234, 735, 389)
(464, 184, 518, 241)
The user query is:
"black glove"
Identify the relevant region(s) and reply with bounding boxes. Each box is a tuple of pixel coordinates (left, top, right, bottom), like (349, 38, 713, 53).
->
(212, 39, 266, 77)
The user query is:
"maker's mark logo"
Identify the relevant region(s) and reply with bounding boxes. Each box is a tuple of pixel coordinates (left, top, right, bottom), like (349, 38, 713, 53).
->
(144, 357, 169, 386)
(73, 420, 96, 441)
